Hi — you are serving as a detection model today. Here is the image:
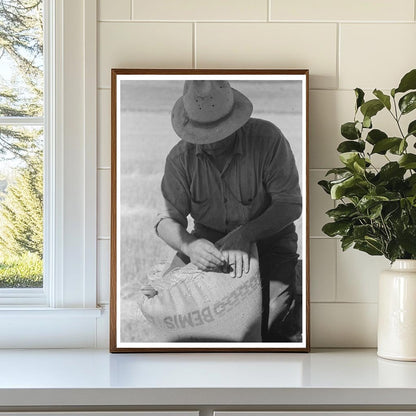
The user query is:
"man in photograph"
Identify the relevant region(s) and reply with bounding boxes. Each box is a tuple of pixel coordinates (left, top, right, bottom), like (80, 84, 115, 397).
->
(155, 80, 302, 342)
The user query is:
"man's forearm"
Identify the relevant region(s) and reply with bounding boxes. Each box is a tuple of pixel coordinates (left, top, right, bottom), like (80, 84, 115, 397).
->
(240, 201, 302, 243)
(156, 218, 197, 257)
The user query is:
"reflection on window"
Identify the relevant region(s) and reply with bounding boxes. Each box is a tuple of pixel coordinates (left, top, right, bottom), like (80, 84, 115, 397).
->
(0, 0, 44, 288)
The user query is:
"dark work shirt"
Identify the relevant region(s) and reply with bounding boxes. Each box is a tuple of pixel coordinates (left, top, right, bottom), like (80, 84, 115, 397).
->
(156, 117, 302, 235)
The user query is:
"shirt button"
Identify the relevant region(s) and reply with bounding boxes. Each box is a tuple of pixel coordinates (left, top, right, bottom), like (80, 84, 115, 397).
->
(225, 220, 229, 225)
(224, 198, 227, 203)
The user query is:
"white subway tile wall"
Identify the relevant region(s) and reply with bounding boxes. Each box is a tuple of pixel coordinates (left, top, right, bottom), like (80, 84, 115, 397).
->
(98, 22, 193, 88)
(196, 23, 338, 89)
(311, 303, 378, 347)
(99, 0, 131, 21)
(97, 169, 111, 239)
(309, 170, 334, 237)
(96, 0, 416, 347)
(98, 90, 111, 168)
(336, 246, 390, 303)
(340, 24, 416, 90)
(132, 0, 268, 21)
(97, 239, 110, 305)
(270, 0, 414, 22)
(310, 239, 336, 302)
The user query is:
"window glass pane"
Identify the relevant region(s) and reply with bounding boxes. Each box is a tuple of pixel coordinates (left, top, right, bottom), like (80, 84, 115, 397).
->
(0, 0, 44, 117)
(0, 126, 43, 288)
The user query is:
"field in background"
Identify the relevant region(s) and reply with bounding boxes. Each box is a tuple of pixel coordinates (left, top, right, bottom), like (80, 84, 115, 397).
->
(119, 80, 304, 342)
(0, 252, 42, 288)
(0, 167, 43, 288)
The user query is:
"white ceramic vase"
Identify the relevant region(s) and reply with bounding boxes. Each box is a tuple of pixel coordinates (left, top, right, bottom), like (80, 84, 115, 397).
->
(378, 259, 416, 361)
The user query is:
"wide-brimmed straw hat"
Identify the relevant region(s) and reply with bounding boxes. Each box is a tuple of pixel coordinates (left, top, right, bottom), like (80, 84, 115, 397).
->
(171, 80, 253, 144)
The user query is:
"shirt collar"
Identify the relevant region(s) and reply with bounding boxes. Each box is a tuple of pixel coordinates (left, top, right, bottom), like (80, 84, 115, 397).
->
(195, 131, 243, 158)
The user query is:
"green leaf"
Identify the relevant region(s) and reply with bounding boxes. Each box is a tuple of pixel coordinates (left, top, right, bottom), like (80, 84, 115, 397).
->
(355, 88, 365, 110)
(354, 241, 383, 256)
(338, 153, 370, 176)
(322, 221, 351, 237)
(406, 175, 416, 197)
(325, 167, 352, 176)
(363, 116, 372, 129)
(410, 206, 416, 222)
(318, 180, 331, 194)
(373, 89, 391, 110)
(408, 174, 416, 186)
(390, 139, 408, 155)
(341, 122, 360, 140)
(365, 236, 384, 251)
(398, 227, 416, 255)
(407, 120, 416, 137)
(353, 158, 366, 174)
(369, 203, 383, 220)
(326, 203, 356, 220)
(391, 88, 396, 97)
(341, 235, 355, 251)
(360, 99, 384, 119)
(353, 224, 373, 240)
(330, 176, 358, 199)
(399, 139, 407, 154)
(366, 129, 387, 145)
(371, 137, 402, 154)
(386, 240, 403, 263)
(337, 140, 365, 153)
(378, 162, 406, 181)
(329, 175, 354, 185)
(357, 195, 389, 211)
(399, 91, 416, 115)
(399, 154, 416, 169)
(339, 152, 360, 166)
(396, 69, 416, 94)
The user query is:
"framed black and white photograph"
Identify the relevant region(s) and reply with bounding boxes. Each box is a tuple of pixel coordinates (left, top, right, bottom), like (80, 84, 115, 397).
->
(110, 69, 309, 352)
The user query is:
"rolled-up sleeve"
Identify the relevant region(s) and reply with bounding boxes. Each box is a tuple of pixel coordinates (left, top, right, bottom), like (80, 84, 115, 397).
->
(155, 153, 191, 235)
(263, 126, 302, 205)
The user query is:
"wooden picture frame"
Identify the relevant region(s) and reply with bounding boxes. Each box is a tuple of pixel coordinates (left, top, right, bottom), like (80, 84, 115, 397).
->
(110, 69, 310, 352)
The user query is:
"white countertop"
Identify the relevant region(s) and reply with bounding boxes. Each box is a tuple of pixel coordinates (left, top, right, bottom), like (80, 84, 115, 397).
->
(0, 348, 416, 407)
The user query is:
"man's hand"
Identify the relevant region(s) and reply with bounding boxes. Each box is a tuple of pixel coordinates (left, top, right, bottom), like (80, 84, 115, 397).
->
(183, 238, 225, 271)
(216, 227, 251, 278)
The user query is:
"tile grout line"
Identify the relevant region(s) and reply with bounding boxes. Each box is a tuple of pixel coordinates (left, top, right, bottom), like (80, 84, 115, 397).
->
(97, 19, 415, 24)
(311, 301, 378, 305)
(309, 236, 339, 239)
(336, 22, 340, 90)
(334, 230, 338, 302)
(193, 22, 197, 68)
(130, 0, 133, 20)
(332, 180, 338, 302)
(267, 0, 271, 22)
(96, 168, 338, 174)
(96, 87, 393, 92)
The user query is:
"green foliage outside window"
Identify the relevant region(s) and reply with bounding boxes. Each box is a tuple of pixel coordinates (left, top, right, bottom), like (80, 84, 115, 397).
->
(0, 0, 44, 288)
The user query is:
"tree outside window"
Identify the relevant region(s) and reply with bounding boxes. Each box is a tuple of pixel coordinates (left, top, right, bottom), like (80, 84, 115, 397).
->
(0, 0, 44, 288)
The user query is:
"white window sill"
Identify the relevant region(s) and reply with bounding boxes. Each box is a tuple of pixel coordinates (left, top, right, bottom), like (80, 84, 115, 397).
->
(0, 349, 415, 409)
(0, 307, 106, 348)
(0, 307, 102, 317)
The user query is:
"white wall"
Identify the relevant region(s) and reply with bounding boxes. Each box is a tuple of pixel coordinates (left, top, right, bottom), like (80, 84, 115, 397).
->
(96, 0, 416, 347)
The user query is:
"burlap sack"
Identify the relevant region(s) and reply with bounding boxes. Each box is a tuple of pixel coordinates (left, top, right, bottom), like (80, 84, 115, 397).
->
(138, 245, 262, 342)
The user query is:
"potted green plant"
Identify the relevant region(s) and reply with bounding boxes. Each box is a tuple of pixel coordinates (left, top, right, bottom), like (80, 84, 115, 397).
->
(319, 68, 416, 361)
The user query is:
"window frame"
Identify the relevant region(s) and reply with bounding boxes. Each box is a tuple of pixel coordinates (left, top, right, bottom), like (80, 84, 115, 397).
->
(0, 0, 101, 347)
(0, 0, 47, 304)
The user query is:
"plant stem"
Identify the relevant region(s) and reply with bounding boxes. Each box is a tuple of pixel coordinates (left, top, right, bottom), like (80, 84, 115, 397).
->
(390, 98, 406, 139)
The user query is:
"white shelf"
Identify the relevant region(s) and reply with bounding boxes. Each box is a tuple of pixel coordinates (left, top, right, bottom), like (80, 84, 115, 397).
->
(0, 348, 416, 408)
